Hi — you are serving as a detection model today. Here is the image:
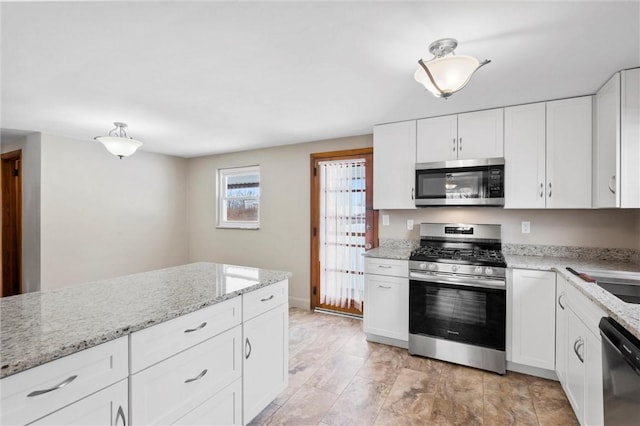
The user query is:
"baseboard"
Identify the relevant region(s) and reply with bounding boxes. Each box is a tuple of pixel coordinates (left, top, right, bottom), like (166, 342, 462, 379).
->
(507, 361, 558, 381)
(288, 296, 309, 310)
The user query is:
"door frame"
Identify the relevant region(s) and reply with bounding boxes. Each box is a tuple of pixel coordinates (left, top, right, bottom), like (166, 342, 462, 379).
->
(309, 148, 378, 312)
(2, 150, 23, 297)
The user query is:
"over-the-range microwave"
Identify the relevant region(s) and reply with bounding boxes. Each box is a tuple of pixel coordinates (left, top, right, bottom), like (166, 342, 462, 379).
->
(415, 158, 505, 207)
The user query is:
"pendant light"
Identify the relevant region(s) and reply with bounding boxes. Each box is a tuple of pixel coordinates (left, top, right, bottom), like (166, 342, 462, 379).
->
(94, 122, 143, 159)
(414, 38, 490, 99)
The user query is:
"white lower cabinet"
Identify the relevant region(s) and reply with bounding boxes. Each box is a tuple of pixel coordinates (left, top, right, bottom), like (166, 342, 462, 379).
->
(243, 299, 288, 424)
(173, 379, 242, 426)
(556, 274, 604, 426)
(507, 269, 556, 370)
(31, 379, 127, 426)
(363, 258, 409, 347)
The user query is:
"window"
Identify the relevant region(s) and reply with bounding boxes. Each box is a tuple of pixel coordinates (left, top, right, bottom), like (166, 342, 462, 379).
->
(218, 165, 260, 229)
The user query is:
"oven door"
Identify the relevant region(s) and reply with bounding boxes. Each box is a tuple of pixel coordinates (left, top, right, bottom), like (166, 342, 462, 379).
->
(409, 275, 506, 351)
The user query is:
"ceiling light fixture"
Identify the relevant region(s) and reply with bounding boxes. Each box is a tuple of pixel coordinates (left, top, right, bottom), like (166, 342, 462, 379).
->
(94, 122, 143, 159)
(414, 38, 490, 99)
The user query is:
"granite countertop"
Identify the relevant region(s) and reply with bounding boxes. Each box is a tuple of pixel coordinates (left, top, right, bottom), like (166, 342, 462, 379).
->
(363, 247, 413, 260)
(0, 262, 291, 379)
(506, 254, 640, 341)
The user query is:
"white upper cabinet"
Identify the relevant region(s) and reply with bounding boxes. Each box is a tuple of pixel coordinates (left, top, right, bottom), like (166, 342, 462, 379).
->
(594, 68, 640, 208)
(546, 96, 593, 208)
(504, 102, 546, 208)
(505, 97, 592, 209)
(373, 121, 416, 209)
(416, 115, 457, 162)
(416, 108, 503, 163)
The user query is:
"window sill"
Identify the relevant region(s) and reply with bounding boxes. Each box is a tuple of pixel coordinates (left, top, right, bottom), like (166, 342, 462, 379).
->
(216, 225, 260, 230)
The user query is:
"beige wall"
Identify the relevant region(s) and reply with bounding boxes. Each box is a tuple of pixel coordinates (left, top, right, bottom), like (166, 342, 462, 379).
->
(39, 133, 189, 290)
(186, 134, 373, 308)
(379, 208, 640, 249)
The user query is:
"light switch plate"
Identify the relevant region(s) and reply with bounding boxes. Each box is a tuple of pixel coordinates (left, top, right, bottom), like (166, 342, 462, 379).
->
(407, 219, 414, 230)
(382, 215, 390, 226)
(521, 221, 531, 234)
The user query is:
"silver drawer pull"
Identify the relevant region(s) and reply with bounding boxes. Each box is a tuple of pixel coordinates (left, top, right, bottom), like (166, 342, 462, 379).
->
(184, 369, 208, 383)
(184, 322, 207, 333)
(27, 375, 78, 397)
(116, 405, 126, 426)
(377, 265, 392, 269)
(378, 285, 391, 289)
(260, 295, 274, 302)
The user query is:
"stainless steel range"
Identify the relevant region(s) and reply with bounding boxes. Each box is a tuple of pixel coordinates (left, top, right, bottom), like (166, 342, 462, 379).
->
(408, 223, 507, 374)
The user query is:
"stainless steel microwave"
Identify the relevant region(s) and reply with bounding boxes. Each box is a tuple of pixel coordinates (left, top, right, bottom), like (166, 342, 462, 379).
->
(415, 158, 505, 207)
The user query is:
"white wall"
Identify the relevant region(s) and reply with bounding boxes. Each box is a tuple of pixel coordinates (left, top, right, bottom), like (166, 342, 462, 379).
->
(187, 134, 373, 309)
(39, 133, 189, 290)
(1, 133, 42, 293)
(379, 208, 640, 249)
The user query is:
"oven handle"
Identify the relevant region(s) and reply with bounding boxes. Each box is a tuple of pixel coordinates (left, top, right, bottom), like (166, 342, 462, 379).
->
(409, 271, 506, 290)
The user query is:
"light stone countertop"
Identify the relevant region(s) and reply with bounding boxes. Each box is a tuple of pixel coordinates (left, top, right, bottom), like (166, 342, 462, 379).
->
(0, 262, 291, 379)
(363, 247, 413, 260)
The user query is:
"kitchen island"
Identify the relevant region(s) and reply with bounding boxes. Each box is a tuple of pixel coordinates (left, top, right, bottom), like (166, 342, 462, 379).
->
(0, 262, 291, 425)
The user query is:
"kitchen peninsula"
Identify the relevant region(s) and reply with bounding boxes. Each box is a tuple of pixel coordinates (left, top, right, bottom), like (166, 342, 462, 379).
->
(0, 262, 291, 425)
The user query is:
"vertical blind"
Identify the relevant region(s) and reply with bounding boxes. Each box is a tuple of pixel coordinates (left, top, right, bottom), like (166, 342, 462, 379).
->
(319, 159, 366, 312)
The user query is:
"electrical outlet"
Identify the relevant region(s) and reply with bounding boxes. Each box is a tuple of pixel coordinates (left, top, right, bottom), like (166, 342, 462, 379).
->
(521, 221, 531, 234)
(382, 215, 390, 226)
(407, 219, 414, 230)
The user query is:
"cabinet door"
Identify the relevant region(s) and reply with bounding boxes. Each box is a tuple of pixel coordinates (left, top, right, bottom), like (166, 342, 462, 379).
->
(555, 276, 569, 384)
(243, 303, 288, 424)
(416, 115, 457, 163)
(546, 96, 593, 208)
(363, 274, 408, 342)
(508, 269, 556, 370)
(621, 68, 640, 208)
(565, 309, 587, 425)
(373, 121, 416, 209)
(457, 108, 504, 160)
(593, 73, 620, 208)
(173, 379, 242, 426)
(31, 380, 127, 426)
(504, 103, 547, 208)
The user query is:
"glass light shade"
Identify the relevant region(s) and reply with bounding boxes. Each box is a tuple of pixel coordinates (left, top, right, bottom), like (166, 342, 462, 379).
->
(95, 136, 143, 158)
(414, 55, 481, 97)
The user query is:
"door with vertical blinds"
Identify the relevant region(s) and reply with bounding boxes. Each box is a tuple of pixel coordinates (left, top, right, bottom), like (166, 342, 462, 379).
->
(310, 149, 376, 316)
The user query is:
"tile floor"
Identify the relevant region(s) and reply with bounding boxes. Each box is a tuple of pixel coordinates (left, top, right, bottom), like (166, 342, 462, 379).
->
(250, 307, 578, 426)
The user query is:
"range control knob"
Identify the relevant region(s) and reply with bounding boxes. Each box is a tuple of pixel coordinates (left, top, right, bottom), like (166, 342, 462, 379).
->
(474, 266, 484, 275)
(428, 263, 438, 271)
(485, 267, 494, 276)
(419, 263, 427, 270)
(451, 264, 459, 272)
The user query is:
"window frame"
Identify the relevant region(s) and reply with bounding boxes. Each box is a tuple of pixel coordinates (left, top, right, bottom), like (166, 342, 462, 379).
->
(217, 165, 260, 230)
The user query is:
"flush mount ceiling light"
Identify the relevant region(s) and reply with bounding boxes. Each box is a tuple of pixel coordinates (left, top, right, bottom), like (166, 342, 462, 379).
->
(94, 122, 143, 159)
(414, 38, 491, 99)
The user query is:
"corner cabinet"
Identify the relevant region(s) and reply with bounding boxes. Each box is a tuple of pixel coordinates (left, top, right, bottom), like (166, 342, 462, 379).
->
(416, 108, 504, 163)
(507, 269, 556, 371)
(505, 96, 592, 208)
(363, 257, 409, 348)
(593, 68, 640, 208)
(373, 121, 416, 209)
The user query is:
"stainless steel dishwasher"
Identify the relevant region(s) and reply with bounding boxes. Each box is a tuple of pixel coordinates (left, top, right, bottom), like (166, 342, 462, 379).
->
(599, 317, 640, 425)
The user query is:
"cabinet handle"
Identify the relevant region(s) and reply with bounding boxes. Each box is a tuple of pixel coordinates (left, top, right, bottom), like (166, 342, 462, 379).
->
(411, 187, 414, 200)
(27, 375, 78, 397)
(548, 182, 552, 198)
(608, 176, 616, 194)
(184, 369, 208, 383)
(377, 265, 392, 269)
(184, 322, 207, 333)
(459, 137, 462, 152)
(573, 338, 584, 363)
(245, 338, 252, 359)
(116, 405, 126, 426)
(260, 294, 274, 302)
(539, 182, 544, 198)
(452, 138, 456, 152)
(378, 285, 391, 289)
(558, 293, 566, 310)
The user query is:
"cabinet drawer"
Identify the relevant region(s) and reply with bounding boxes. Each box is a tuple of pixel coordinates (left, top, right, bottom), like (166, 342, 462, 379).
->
(364, 258, 408, 278)
(0, 336, 127, 426)
(243, 280, 288, 321)
(131, 297, 241, 373)
(131, 325, 242, 425)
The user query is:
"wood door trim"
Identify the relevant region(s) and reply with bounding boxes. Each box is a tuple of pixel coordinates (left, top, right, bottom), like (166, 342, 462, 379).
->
(310, 147, 376, 312)
(2, 150, 23, 297)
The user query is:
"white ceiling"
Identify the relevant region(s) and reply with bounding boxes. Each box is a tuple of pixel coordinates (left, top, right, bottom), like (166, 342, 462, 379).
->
(2, 1, 639, 158)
